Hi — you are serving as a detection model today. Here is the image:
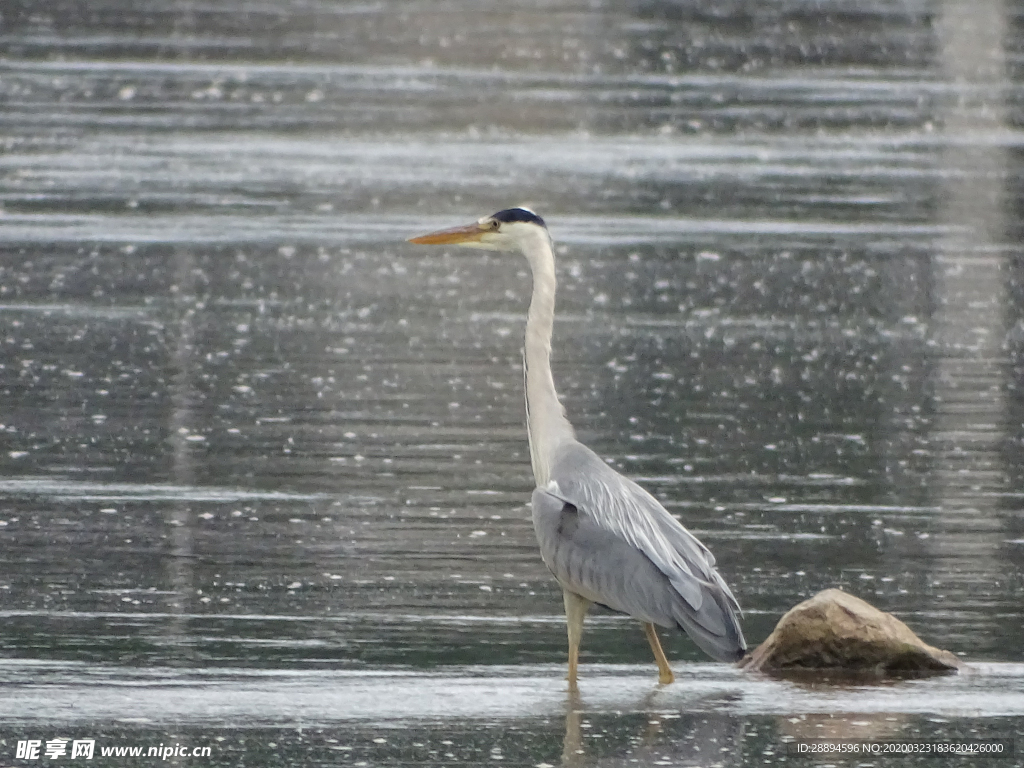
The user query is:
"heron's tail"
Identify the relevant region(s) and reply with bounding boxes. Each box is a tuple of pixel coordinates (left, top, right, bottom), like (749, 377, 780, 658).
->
(672, 582, 746, 662)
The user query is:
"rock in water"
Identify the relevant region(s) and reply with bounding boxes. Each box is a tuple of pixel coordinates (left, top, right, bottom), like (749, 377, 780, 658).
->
(740, 588, 963, 675)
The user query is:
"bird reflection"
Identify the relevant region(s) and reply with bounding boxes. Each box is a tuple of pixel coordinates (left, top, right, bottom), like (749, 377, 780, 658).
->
(558, 685, 744, 767)
(561, 688, 585, 767)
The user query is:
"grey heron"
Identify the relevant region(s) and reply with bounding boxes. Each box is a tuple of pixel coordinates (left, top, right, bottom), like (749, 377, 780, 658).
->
(409, 208, 746, 688)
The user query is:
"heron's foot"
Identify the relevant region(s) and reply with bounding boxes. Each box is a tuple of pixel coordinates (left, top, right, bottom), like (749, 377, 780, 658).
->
(643, 622, 675, 685)
(565, 671, 581, 696)
(566, 664, 580, 689)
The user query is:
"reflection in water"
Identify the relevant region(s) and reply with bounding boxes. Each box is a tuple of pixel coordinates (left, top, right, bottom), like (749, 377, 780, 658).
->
(778, 711, 908, 742)
(562, 689, 585, 767)
(560, 687, 745, 767)
(927, 0, 1011, 655)
(0, 661, 1019, 765)
(166, 247, 198, 663)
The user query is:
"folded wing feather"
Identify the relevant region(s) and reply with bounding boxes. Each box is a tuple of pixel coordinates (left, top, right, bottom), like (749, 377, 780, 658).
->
(545, 442, 741, 618)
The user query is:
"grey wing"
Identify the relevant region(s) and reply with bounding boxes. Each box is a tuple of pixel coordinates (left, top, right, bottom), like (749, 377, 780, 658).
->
(534, 443, 746, 662)
(532, 487, 686, 625)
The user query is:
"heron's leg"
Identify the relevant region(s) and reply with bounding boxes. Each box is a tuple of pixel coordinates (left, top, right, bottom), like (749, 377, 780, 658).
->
(642, 622, 675, 685)
(562, 590, 591, 690)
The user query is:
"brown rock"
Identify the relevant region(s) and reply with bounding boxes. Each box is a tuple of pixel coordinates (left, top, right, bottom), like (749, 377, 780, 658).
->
(739, 588, 964, 675)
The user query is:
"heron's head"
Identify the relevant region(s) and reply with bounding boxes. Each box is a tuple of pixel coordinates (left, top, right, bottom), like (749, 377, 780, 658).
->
(408, 208, 548, 253)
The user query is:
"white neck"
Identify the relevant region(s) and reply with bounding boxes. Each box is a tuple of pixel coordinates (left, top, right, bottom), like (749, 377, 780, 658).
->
(519, 230, 576, 486)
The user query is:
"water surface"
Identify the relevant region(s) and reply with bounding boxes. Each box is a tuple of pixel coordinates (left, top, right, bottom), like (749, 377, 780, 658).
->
(1, 0, 1023, 765)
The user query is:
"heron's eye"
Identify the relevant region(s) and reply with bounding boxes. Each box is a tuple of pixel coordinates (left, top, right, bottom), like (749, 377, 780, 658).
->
(488, 220, 500, 231)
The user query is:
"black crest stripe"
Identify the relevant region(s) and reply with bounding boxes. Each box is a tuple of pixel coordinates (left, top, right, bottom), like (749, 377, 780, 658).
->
(492, 208, 547, 228)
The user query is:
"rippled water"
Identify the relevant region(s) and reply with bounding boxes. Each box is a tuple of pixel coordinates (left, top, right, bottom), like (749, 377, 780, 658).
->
(1, 0, 1023, 765)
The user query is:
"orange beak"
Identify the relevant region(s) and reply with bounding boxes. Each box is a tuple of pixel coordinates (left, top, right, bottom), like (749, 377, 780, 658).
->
(407, 223, 487, 245)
